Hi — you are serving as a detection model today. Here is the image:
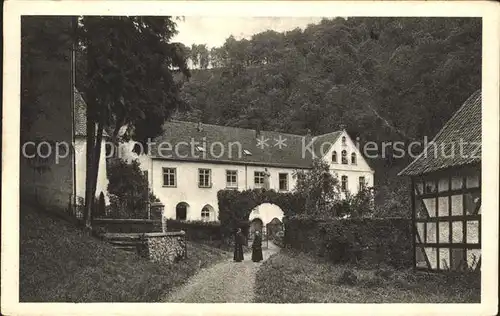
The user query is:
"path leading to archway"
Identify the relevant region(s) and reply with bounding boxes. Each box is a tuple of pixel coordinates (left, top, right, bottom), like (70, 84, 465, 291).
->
(164, 241, 280, 303)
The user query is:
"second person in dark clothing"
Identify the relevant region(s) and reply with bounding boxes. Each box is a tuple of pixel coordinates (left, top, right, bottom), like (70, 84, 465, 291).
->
(251, 230, 263, 262)
(234, 228, 245, 262)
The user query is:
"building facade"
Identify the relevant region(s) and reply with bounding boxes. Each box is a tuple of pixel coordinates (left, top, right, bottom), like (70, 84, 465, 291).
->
(122, 120, 375, 222)
(20, 16, 110, 214)
(399, 90, 481, 272)
(20, 16, 76, 211)
(73, 89, 110, 205)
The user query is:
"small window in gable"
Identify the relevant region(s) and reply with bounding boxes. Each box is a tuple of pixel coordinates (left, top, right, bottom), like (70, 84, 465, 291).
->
(341, 136, 347, 145)
(332, 151, 338, 163)
(341, 150, 348, 164)
(351, 153, 357, 165)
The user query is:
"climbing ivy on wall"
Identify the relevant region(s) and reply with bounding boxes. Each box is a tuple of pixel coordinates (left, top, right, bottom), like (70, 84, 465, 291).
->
(217, 188, 305, 238)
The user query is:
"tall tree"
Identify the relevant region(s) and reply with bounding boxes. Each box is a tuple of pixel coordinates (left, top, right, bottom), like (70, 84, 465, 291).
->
(293, 159, 341, 216)
(77, 16, 190, 231)
(107, 158, 159, 219)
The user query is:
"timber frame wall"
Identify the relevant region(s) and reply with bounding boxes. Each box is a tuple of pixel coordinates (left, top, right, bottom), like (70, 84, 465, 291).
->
(411, 164, 481, 272)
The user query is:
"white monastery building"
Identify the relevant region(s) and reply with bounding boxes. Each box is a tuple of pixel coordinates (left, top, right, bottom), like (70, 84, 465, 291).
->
(73, 89, 109, 205)
(122, 120, 375, 222)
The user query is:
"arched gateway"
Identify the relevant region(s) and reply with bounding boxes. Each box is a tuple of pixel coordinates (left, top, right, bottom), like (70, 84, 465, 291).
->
(248, 203, 285, 240)
(217, 188, 297, 240)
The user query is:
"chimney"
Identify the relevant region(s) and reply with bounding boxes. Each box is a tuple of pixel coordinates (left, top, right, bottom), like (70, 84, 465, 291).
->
(197, 122, 203, 132)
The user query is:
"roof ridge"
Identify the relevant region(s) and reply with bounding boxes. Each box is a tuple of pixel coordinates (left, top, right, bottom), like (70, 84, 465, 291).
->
(398, 90, 481, 176)
(315, 130, 343, 138)
(167, 119, 338, 138)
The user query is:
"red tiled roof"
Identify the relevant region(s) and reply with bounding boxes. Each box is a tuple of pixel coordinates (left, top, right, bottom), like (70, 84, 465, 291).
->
(147, 120, 343, 168)
(398, 90, 481, 176)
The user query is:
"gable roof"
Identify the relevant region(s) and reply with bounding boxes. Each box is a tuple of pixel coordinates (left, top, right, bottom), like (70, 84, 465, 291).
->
(398, 90, 481, 176)
(147, 120, 344, 168)
(74, 87, 109, 138)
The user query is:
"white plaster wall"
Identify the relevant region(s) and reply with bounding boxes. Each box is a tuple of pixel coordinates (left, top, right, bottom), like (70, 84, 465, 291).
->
(321, 130, 375, 195)
(136, 158, 301, 221)
(74, 137, 109, 204)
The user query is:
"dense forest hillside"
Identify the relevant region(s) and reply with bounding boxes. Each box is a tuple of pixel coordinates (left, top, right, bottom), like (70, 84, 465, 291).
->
(175, 17, 481, 216)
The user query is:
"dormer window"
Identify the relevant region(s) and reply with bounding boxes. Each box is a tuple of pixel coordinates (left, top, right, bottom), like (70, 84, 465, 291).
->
(341, 150, 348, 164)
(243, 149, 252, 156)
(351, 153, 357, 165)
(332, 151, 338, 163)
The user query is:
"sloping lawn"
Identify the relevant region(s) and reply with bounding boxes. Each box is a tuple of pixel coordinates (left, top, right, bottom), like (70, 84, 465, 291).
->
(255, 249, 480, 303)
(20, 205, 230, 302)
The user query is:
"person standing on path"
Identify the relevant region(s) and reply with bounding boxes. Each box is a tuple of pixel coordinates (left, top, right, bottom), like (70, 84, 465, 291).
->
(234, 228, 245, 262)
(251, 230, 263, 262)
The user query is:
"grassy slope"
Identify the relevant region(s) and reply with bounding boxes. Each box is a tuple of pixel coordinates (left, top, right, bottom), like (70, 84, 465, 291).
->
(255, 250, 480, 303)
(20, 205, 230, 302)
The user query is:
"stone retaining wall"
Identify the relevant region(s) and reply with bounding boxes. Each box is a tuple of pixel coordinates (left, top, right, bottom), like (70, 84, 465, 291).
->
(93, 218, 163, 234)
(137, 232, 187, 264)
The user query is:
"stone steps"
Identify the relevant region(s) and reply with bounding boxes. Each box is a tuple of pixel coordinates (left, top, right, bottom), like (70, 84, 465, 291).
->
(114, 245, 137, 252)
(101, 233, 144, 252)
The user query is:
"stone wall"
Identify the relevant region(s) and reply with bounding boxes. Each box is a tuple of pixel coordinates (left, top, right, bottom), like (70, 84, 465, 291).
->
(93, 218, 162, 234)
(137, 232, 186, 264)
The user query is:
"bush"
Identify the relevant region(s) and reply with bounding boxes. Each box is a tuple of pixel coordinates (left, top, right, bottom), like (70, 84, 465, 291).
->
(272, 231, 285, 248)
(285, 216, 412, 268)
(166, 220, 222, 241)
(106, 158, 159, 219)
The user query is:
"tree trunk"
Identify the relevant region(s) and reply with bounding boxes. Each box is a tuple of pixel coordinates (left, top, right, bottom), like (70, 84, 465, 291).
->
(91, 122, 104, 206)
(84, 111, 96, 234)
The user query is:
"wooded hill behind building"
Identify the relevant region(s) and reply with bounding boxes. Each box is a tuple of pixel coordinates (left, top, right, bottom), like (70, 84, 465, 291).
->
(170, 17, 481, 217)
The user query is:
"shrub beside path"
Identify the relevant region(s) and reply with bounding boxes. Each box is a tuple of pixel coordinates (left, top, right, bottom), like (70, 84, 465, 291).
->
(164, 241, 280, 303)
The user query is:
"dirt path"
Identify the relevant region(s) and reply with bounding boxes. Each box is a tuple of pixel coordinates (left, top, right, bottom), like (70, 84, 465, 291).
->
(165, 241, 280, 303)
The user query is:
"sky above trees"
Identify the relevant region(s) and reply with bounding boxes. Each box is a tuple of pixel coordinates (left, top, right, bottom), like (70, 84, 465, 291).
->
(172, 17, 323, 48)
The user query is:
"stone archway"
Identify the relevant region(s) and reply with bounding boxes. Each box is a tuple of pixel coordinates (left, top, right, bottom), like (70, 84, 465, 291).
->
(248, 203, 285, 242)
(217, 188, 301, 240)
(248, 203, 285, 226)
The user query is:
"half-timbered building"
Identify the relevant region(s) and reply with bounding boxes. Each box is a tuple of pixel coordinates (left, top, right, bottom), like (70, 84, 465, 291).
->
(399, 90, 481, 272)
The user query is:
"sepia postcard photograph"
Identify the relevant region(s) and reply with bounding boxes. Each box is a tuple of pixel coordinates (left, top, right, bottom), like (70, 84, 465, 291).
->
(2, 1, 499, 315)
